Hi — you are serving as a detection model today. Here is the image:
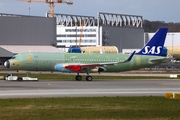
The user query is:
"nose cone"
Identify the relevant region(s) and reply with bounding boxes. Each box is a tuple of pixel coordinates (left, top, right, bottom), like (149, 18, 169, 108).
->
(4, 61, 10, 68)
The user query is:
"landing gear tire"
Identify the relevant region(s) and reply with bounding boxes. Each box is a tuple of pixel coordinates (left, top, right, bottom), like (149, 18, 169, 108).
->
(75, 75, 82, 81)
(17, 77, 22, 81)
(86, 76, 93, 81)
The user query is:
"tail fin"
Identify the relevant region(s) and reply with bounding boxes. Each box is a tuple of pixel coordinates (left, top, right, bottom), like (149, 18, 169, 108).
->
(136, 28, 168, 56)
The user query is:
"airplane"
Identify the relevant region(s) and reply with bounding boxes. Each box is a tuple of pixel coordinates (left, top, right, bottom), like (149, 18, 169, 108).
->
(4, 28, 172, 81)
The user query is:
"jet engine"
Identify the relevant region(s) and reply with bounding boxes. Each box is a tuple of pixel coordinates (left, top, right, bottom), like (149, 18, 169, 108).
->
(54, 64, 72, 72)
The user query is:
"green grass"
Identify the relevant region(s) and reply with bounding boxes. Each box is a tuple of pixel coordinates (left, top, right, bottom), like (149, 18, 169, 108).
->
(0, 97, 180, 120)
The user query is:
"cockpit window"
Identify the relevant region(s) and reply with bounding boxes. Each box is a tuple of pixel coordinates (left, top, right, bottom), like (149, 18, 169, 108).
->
(11, 57, 16, 59)
(11, 55, 21, 60)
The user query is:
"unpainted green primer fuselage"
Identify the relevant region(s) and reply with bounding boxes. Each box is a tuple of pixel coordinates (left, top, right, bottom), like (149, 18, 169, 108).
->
(8, 52, 164, 73)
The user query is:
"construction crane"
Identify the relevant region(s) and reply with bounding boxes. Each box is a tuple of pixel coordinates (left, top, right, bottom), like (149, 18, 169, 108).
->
(19, 0, 73, 17)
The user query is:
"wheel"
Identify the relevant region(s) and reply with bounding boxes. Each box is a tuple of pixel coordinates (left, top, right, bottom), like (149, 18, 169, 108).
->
(17, 77, 23, 81)
(86, 76, 92, 81)
(75, 75, 82, 81)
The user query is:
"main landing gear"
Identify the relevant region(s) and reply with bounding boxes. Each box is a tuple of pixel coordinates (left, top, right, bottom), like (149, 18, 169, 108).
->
(75, 75, 82, 81)
(75, 73, 93, 81)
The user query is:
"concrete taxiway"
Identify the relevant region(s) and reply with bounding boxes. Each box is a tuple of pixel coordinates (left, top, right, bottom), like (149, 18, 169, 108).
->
(0, 79, 180, 98)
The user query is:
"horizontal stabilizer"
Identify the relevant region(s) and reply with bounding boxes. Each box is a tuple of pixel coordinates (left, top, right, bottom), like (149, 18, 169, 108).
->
(149, 56, 173, 64)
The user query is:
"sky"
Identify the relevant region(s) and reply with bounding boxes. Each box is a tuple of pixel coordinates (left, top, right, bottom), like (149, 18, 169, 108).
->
(0, 0, 180, 23)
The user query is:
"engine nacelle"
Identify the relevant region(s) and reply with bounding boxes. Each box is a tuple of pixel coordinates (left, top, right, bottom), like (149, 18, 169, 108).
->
(55, 64, 72, 72)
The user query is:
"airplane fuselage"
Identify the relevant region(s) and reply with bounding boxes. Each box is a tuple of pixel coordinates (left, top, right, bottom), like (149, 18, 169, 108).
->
(8, 52, 163, 72)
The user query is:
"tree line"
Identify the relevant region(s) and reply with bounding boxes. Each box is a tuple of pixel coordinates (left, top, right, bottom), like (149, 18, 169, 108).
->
(143, 20, 180, 32)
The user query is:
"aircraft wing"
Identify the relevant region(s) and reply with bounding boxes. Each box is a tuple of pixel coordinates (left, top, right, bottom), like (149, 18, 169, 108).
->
(64, 51, 136, 72)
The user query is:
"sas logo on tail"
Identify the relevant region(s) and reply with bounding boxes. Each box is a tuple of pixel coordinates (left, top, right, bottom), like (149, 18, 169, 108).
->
(142, 46, 162, 54)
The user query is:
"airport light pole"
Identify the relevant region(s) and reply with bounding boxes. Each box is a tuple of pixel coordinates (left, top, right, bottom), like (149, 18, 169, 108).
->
(168, 33, 175, 57)
(171, 34, 174, 57)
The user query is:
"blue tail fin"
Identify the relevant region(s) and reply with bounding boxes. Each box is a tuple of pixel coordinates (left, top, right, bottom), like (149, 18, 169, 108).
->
(136, 28, 168, 56)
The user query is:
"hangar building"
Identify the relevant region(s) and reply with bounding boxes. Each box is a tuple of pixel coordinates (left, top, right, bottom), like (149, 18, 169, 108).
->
(54, 12, 144, 52)
(0, 12, 144, 65)
(0, 13, 62, 65)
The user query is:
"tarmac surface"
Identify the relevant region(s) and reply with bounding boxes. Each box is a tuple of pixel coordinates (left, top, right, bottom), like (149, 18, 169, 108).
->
(0, 79, 180, 98)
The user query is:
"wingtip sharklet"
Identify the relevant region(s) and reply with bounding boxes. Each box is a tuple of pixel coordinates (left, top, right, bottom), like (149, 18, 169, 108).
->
(124, 51, 136, 62)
